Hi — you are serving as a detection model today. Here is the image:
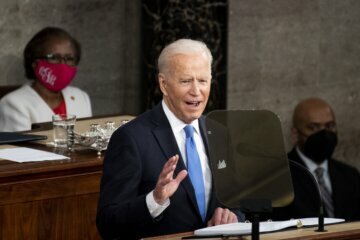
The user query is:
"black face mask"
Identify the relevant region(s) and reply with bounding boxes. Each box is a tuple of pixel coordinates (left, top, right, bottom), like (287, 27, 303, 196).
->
(302, 130, 338, 164)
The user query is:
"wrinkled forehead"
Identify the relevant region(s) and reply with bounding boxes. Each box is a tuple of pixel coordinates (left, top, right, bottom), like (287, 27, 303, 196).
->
(166, 53, 212, 79)
(170, 53, 211, 69)
(297, 105, 335, 127)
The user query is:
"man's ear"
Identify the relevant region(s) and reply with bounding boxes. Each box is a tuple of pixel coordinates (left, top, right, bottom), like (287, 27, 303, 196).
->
(158, 73, 168, 96)
(291, 127, 300, 145)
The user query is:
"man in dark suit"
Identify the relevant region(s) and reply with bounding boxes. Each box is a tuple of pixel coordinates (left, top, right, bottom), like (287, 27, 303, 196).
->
(96, 39, 242, 239)
(273, 98, 359, 221)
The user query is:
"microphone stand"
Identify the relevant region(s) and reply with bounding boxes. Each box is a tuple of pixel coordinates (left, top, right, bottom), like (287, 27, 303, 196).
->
(289, 160, 326, 232)
(240, 198, 272, 240)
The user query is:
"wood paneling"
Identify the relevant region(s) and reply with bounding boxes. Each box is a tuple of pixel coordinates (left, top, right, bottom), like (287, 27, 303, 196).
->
(0, 194, 99, 239)
(0, 143, 102, 239)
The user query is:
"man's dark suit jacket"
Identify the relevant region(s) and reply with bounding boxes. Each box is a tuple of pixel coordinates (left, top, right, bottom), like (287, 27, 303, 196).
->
(96, 104, 237, 239)
(272, 148, 360, 221)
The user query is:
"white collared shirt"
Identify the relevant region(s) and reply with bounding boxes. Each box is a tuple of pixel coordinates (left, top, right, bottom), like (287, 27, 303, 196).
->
(146, 100, 212, 218)
(296, 146, 333, 194)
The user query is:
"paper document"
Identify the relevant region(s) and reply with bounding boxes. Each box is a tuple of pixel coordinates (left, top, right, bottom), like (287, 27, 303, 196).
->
(194, 218, 345, 236)
(0, 147, 69, 163)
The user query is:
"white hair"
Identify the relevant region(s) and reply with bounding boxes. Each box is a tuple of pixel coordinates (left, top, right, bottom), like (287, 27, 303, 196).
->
(157, 39, 213, 74)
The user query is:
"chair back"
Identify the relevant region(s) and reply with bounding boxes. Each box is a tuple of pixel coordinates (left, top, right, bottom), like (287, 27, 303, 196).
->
(0, 85, 20, 99)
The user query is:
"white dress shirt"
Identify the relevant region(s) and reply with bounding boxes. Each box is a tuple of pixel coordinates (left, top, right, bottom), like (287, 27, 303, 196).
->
(296, 146, 333, 194)
(146, 100, 212, 218)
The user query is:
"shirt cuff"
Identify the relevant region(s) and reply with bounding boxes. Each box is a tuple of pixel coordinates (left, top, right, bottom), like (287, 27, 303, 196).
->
(146, 190, 170, 218)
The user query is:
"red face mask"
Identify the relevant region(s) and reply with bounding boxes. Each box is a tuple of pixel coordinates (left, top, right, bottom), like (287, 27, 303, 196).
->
(35, 60, 77, 92)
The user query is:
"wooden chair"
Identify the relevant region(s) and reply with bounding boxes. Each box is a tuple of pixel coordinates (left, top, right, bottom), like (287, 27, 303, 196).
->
(0, 85, 20, 99)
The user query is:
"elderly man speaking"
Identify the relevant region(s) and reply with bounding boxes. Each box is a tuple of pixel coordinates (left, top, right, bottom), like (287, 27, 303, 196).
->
(96, 39, 243, 239)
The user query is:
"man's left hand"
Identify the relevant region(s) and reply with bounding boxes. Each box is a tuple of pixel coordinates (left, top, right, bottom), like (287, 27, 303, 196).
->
(207, 207, 238, 226)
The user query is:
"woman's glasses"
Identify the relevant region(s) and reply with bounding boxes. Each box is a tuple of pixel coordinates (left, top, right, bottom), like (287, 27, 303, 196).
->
(38, 54, 78, 66)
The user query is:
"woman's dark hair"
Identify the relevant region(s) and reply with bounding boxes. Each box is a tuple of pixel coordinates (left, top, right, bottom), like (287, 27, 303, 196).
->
(23, 27, 81, 80)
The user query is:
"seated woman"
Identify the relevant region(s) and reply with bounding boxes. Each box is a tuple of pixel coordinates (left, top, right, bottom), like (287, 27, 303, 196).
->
(0, 27, 92, 131)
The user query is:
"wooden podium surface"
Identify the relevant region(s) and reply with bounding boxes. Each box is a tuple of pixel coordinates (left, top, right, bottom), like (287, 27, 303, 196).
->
(0, 116, 134, 239)
(145, 221, 360, 240)
(0, 143, 102, 239)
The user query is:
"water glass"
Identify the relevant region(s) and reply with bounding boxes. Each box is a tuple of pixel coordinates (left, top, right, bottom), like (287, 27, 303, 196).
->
(52, 114, 76, 149)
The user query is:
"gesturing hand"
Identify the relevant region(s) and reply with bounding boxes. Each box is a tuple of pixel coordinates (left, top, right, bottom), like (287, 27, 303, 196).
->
(153, 154, 188, 204)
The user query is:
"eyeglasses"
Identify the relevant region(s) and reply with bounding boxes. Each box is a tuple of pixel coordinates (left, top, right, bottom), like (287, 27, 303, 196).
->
(38, 54, 78, 66)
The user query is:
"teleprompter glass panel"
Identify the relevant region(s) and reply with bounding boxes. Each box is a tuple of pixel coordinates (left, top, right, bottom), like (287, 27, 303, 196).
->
(205, 110, 294, 208)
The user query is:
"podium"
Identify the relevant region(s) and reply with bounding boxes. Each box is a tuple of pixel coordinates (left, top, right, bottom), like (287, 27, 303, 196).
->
(144, 221, 360, 239)
(0, 115, 133, 239)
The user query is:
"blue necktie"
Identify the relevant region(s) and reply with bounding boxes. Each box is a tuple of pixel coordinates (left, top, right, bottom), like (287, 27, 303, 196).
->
(184, 125, 206, 221)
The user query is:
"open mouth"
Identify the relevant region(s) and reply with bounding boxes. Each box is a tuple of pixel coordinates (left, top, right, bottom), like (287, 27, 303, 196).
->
(186, 101, 201, 107)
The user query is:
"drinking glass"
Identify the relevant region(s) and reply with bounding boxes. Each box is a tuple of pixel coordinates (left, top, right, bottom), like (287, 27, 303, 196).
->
(52, 114, 76, 149)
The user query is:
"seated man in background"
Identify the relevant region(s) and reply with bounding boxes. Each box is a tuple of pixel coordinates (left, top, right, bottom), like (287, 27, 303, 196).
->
(274, 98, 359, 221)
(0, 26, 92, 131)
(96, 39, 243, 239)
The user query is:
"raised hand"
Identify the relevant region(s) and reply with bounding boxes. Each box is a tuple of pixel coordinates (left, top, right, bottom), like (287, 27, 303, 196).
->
(153, 154, 188, 204)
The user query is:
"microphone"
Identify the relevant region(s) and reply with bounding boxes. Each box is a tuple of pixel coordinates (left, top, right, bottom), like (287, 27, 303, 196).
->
(288, 160, 326, 232)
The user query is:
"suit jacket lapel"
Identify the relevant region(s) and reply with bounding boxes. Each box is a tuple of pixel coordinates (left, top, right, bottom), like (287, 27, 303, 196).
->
(150, 104, 203, 220)
(199, 117, 218, 219)
(199, 116, 210, 157)
(328, 160, 344, 215)
(288, 148, 305, 166)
